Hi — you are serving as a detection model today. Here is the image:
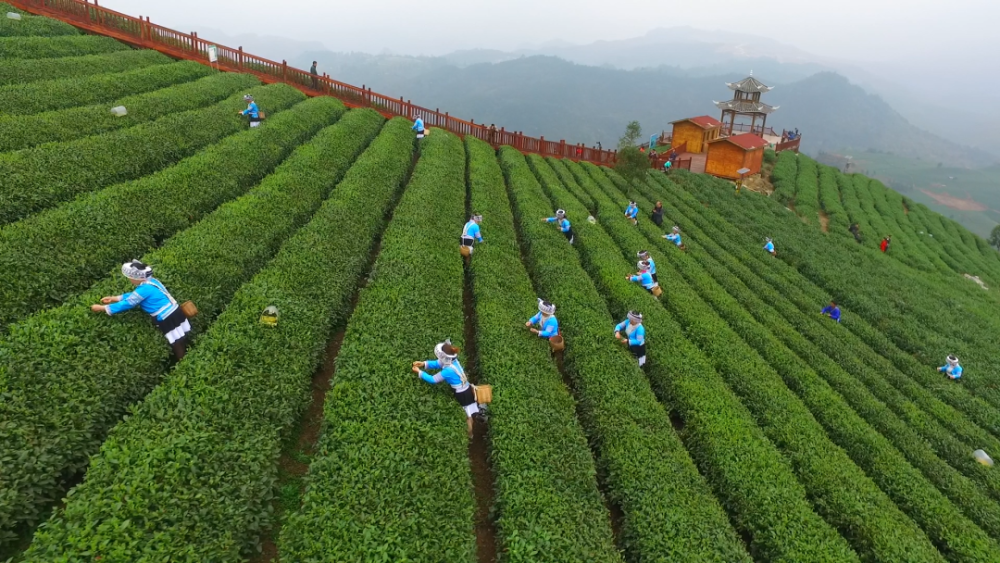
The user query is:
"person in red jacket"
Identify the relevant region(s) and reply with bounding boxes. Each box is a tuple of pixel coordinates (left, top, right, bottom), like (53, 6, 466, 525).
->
(880, 235, 891, 253)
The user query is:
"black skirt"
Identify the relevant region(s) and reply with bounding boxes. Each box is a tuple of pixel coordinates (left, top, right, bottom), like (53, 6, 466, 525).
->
(563, 228, 575, 244)
(453, 386, 477, 407)
(651, 273, 659, 284)
(154, 307, 191, 345)
(460, 235, 475, 246)
(629, 343, 647, 367)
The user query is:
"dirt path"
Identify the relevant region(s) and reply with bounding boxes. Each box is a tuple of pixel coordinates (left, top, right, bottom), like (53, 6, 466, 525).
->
(463, 150, 499, 563)
(250, 331, 343, 563)
(818, 210, 830, 233)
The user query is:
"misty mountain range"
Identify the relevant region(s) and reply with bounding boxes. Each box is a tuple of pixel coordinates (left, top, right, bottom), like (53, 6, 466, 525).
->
(190, 25, 999, 168)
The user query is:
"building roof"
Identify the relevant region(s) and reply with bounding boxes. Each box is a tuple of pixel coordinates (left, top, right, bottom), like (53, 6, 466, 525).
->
(670, 115, 722, 129)
(713, 99, 778, 114)
(711, 133, 767, 151)
(726, 75, 773, 93)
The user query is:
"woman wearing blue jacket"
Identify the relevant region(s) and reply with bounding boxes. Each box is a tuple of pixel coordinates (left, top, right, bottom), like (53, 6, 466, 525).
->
(526, 298, 559, 341)
(637, 250, 658, 284)
(239, 94, 261, 128)
(624, 201, 639, 225)
(614, 311, 647, 367)
(543, 209, 574, 245)
(938, 355, 963, 380)
(91, 260, 191, 359)
(627, 260, 658, 294)
(414, 338, 479, 437)
(460, 213, 484, 255)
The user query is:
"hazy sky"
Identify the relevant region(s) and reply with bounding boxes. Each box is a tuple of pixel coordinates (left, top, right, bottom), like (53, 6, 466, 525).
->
(107, 0, 993, 63)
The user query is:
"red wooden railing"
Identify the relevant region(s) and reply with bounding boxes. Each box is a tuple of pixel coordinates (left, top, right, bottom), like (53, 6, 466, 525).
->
(8, 0, 618, 165)
(775, 137, 801, 153)
(649, 141, 687, 170)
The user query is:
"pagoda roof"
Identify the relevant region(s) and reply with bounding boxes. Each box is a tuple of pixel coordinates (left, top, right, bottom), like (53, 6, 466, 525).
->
(711, 133, 767, 151)
(714, 99, 779, 114)
(726, 75, 773, 93)
(670, 115, 722, 129)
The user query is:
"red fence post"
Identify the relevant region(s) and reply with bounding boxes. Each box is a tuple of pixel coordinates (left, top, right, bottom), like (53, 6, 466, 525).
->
(282, 60, 287, 81)
(191, 31, 198, 53)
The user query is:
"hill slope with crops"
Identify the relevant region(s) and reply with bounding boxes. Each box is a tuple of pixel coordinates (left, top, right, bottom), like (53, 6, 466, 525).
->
(3, 10, 1000, 563)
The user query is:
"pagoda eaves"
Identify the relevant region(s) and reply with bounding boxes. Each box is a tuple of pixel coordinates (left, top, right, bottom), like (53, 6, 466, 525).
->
(726, 75, 773, 93)
(714, 99, 779, 114)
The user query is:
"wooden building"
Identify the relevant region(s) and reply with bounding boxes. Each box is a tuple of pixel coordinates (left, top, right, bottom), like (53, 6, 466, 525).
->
(705, 133, 766, 180)
(669, 115, 722, 154)
(714, 74, 778, 135)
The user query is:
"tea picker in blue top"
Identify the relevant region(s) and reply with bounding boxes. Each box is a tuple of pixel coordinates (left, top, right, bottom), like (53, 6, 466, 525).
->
(820, 301, 841, 323)
(637, 250, 658, 284)
(663, 226, 684, 249)
(543, 209, 574, 245)
(90, 260, 191, 360)
(526, 298, 559, 339)
(624, 201, 639, 225)
(239, 94, 261, 128)
(460, 213, 484, 257)
(938, 355, 963, 381)
(627, 260, 660, 297)
(764, 237, 776, 256)
(414, 339, 481, 437)
(614, 311, 647, 367)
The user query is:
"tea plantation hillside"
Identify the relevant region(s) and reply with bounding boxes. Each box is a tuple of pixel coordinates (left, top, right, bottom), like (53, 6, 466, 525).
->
(3, 10, 1000, 563)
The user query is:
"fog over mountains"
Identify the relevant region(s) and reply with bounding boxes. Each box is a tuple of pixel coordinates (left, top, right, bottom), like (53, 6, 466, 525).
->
(190, 25, 999, 167)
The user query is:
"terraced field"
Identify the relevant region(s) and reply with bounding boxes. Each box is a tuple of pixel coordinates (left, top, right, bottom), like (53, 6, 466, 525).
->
(3, 10, 1000, 563)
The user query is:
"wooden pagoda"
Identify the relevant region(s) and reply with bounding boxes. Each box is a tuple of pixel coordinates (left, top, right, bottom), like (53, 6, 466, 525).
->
(714, 73, 778, 136)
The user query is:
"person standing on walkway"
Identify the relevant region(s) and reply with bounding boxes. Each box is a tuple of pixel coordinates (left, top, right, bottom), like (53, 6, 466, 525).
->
(460, 213, 484, 255)
(938, 354, 963, 380)
(413, 115, 425, 140)
(309, 61, 319, 89)
(624, 201, 639, 226)
(637, 250, 658, 284)
(820, 301, 841, 323)
(626, 260, 658, 295)
(414, 339, 480, 437)
(614, 311, 647, 367)
(543, 209, 574, 245)
(764, 237, 776, 256)
(526, 299, 559, 340)
(239, 94, 261, 128)
(90, 260, 191, 360)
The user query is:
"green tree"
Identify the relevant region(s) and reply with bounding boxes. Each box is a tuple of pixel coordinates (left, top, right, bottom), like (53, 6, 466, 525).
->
(614, 120, 649, 189)
(989, 224, 1000, 251)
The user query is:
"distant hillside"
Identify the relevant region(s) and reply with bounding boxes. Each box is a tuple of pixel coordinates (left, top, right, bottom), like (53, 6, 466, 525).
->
(769, 73, 994, 167)
(297, 53, 994, 167)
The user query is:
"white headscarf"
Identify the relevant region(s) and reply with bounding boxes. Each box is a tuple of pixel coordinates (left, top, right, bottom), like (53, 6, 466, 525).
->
(434, 338, 459, 367)
(121, 260, 152, 281)
(538, 298, 555, 316)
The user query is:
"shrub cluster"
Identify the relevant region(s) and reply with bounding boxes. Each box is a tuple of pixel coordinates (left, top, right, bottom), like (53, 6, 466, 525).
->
(21, 116, 421, 562)
(0, 98, 356, 550)
(279, 130, 480, 562)
(0, 83, 310, 327)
